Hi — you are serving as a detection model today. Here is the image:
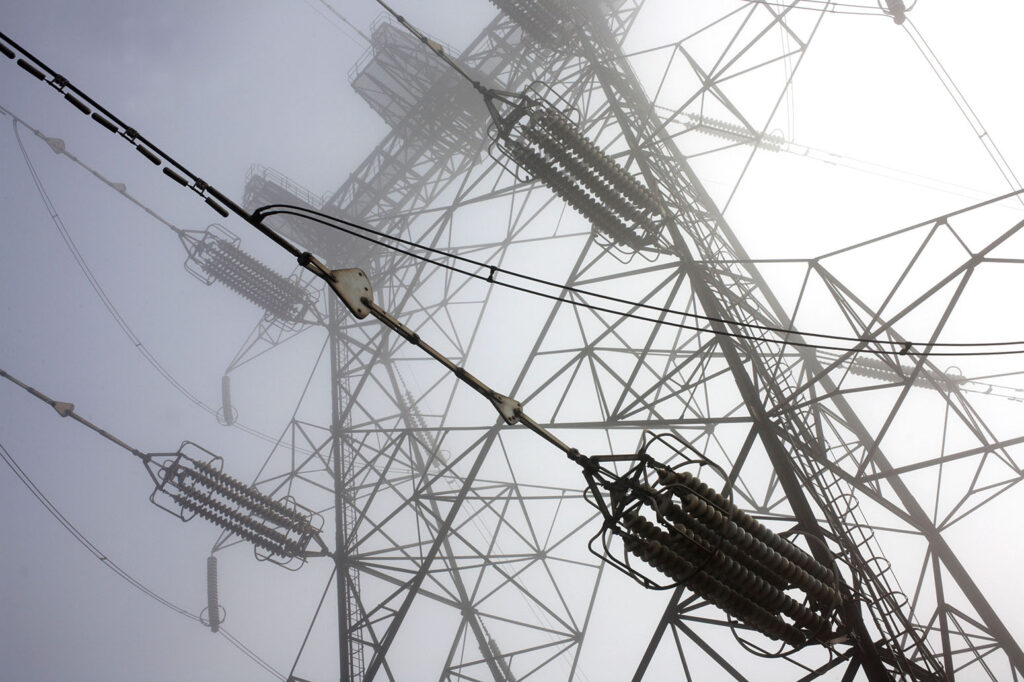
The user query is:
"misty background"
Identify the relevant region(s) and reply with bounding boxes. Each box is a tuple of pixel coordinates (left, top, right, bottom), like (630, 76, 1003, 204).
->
(2, 1, 1023, 680)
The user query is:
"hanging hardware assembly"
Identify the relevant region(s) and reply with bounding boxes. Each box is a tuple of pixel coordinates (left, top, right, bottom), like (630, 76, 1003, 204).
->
(0, 367, 328, 569)
(0, 21, 960, 655)
(144, 441, 326, 568)
(4, 28, 1021, 359)
(362, 1, 665, 252)
(882, 0, 909, 24)
(307, 260, 845, 648)
(487, 89, 665, 250)
(181, 223, 320, 329)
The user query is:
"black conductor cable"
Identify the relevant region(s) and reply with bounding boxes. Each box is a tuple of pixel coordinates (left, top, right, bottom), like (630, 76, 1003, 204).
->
(255, 202, 1024, 357)
(0, 375, 287, 680)
(3, 29, 1024, 357)
(0, 29, 303, 262)
(1, 104, 319, 454)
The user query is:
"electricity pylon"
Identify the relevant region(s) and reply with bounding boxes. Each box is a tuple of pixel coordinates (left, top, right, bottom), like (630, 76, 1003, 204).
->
(237, 1, 1024, 679)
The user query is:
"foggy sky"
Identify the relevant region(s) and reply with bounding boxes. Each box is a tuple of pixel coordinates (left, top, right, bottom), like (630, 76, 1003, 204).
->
(2, 1, 1023, 680)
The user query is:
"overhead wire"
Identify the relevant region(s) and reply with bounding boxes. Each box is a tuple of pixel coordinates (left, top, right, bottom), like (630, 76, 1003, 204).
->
(734, 4, 1022, 207)
(306, 0, 371, 45)
(0, 438, 194, 617)
(318, 3, 1024, 356)
(0, 367, 146, 459)
(902, 17, 1024, 204)
(0, 437, 286, 680)
(660, 105, 1023, 210)
(218, 628, 287, 681)
(1, 104, 314, 452)
(2, 104, 183, 234)
(782, 139, 1024, 209)
(256, 202, 1024, 357)
(3, 28, 1024, 357)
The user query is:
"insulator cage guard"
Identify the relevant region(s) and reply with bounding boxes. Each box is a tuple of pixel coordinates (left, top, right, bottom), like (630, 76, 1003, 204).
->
(489, 0, 577, 50)
(583, 441, 843, 648)
(143, 441, 322, 567)
(492, 96, 662, 251)
(180, 224, 316, 327)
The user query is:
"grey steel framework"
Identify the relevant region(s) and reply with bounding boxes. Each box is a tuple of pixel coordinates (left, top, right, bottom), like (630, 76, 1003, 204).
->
(230, 1, 1024, 680)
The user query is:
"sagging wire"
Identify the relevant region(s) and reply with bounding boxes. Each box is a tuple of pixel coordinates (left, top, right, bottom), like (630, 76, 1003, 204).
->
(4, 28, 1024, 357)
(257, 203, 1024, 358)
(0, 29, 300, 260)
(303, 271, 856, 650)
(0, 438, 287, 680)
(1, 104, 316, 453)
(0, 366, 329, 567)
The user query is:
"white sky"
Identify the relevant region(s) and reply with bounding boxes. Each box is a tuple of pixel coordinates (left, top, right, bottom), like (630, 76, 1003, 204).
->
(2, 1, 1023, 680)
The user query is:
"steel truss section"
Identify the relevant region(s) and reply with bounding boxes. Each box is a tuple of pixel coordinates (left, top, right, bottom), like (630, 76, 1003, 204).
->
(231, 1, 1023, 680)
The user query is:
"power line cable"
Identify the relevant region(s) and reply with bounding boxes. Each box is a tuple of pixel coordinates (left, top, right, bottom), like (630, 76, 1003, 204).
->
(736, 3, 1021, 205)
(781, 138, 1024, 208)
(218, 628, 288, 681)
(0, 29, 304, 260)
(1, 104, 183, 234)
(256, 202, 1024, 357)
(3, 28, 1024, 357)
(1, 104, 313, 452)
(659, 102, 1023, 208)
(902, 17, 1024, 204)
(307, 3, 1024, 356)
(0, 367, 147, 459)
(0, 438, 194, 616)
(308, 0, 371, 44)
(0, 437, 286, 680)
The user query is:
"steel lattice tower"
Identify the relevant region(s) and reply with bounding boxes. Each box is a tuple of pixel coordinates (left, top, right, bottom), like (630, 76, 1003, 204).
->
(233, 1, 1024, 680)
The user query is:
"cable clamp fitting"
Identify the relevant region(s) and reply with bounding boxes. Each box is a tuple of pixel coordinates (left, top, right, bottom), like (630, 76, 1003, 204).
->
(298, 252, 331, 279)
(323, 267, 373, 319)
(489, 393, 522, 425)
